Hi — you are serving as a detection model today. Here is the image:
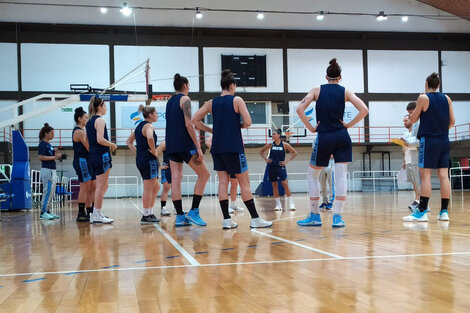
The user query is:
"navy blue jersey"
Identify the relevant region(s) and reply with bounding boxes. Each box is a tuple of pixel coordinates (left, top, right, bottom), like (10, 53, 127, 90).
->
(268, 141, 285, 166)
(417, 92, 450, 138)
(38, 140, 56, 169)
(165, 94, 195, 153)
(72, 127, 88, 160)
(315, 84, 346, 133)
(211, 95, 244, 154)
(163, 149, 170, 165)
(135, 120, 157, 160)
(86, 115, 111, 157)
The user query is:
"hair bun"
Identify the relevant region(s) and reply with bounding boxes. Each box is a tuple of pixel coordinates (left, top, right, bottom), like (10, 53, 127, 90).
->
(431, 72, 439, 78)
(329, 58, 337, 66)
(44, 123, 49, 127)
(174, 73, 181, 80)
(75, 106, 84, 114)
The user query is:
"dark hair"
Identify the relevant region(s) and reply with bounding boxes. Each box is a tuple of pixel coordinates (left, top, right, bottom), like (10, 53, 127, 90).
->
(173, 73, 189, 91)
(406, 101, 416, 111)
(88, 96, 103, 116)
(273, 129, 282, 136)
(39, 123, 54, 141)
(404, 114, 410, 118)
(426, 72, 440, 89)
(326, 58, 342, 79)
(74, 106, 87, 124)
(221, 69, 236, 90)
(138, 104, 156, 119)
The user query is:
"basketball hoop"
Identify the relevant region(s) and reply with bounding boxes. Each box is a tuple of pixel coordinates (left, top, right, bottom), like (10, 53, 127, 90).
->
(147, 94, 172, 106)
(285, 131, 294, 141)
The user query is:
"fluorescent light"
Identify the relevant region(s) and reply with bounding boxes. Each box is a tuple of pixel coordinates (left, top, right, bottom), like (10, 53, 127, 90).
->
(401, 16, 409, 22)
(376, 11, 388, 21)
(120, 2, 132, 16)
(316, 11, 325, 21)
(257, 11, 264, 20)
(100, 7, 108, 14)
(196, 8, 203, 19)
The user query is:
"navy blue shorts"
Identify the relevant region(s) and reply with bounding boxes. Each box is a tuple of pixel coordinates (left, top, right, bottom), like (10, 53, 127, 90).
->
(73, 157, 96, 183)
(311, 128, 352, 167)
(267, 165, 288, 182)
(161, 168, 172, 184)
(136, 158, 159, 180)
(212, 153, 248, 175)
(419, 136, 450, 169)
(229, 174, 236, 179)
(90, 151, 112, 176)
(168, 149, 197, 164)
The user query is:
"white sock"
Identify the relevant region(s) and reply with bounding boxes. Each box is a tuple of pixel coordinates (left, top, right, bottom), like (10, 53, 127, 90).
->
(229, 200, 236, 208)
(310, 199, 319, 214)
(275, 198, 281, 205)
(143, 208, 151, 216)
(287, 196, 292, 203)
(333, 200, 345, 215)
(95, 208, 101, 214)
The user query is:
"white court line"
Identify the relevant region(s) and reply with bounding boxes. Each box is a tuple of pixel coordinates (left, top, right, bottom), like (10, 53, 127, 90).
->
(129, 199, 200, 266)
(251, 229, 344, 259)
(2, 251, 470, 278)
(271, 214, 300, 222)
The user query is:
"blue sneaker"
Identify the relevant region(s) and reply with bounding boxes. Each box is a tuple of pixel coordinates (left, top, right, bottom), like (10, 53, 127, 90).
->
(437, 209, 450, 221)
(48, 212, 59, 219)
(175, 214, 191, 227)
(39, 212, 54, 220)
(319, 203, 327, 209)
(332, 214, 345, 228)
(186, 209, 207, 226)
(402, 210, 428, 222)
(326, 202, 333, 210)
(297, 213, 322, 226)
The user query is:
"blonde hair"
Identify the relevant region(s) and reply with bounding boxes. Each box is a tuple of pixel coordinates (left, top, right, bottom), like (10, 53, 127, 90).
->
(138, 104, 156, 119)
(88, 96, 103, 116)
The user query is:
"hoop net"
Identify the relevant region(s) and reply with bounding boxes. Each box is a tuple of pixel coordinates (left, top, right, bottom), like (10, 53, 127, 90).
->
(151, 94, 172, 104)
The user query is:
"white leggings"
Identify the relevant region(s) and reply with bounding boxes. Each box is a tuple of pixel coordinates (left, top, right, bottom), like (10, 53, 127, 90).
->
(40, 168, 57, 213)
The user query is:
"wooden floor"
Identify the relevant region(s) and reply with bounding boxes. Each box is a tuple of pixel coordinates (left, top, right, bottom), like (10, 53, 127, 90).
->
(1, 191, 470, 313)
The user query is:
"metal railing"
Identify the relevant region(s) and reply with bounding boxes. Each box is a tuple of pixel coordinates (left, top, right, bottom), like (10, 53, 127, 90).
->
(450, 166, 470, 191)
(352, 170, 399, 192)
(0, 164, 12, 184)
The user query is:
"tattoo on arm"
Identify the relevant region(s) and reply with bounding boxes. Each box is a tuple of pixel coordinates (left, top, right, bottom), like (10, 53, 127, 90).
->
(300, 97, 307, 105)
(183, 99, 192, 118)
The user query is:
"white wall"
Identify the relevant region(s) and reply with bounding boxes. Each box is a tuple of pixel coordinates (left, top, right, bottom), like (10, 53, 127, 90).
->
(287, 49, 364, 93)
(21, 43, 109, 91)
(114, 46, 199, 92)
(203, 47, 283, 92)
(441, 51, 470, 93)
(0, 43, 18, 91)
(368, 50, 438, 93)
(368, 101, 411, 142)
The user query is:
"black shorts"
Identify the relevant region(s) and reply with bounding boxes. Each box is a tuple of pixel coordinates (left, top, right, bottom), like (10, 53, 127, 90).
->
(212, 153, 248, 176)
(73, 157, 96, 183)
(90, 151, 112, 176)
(267, 165, 287, 182)
(418, 136, 450, 169)
(229, 174, 236, 179)
(161, 168, 172, 184)
(168, 149, 197, 164)
(136, 158, 159, 180)
(311, 128, 352, 167)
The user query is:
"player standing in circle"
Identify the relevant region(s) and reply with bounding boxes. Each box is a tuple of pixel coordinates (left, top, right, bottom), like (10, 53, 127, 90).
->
(259, 129, 298, 211)
(192, 70, 273, 229)
(296, 58, 368, 228)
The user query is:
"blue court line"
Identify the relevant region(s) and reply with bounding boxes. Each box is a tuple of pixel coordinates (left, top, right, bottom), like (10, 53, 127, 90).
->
(294, 239, 306, 242)
(64, 271, 83, 275)
(166, 255, 181, 259)
(101, 265, 120, 269)
(247, 245, 258, 248)
(222, 248, 235, 251)
(194, 251, 209, 255)
(135, 260, 151, 264)
(271, 241, 284, 245)
(23, 278, 46, 283)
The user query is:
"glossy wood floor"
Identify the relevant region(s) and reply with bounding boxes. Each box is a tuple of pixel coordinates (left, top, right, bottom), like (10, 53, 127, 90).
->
(1, 191, 470, 313)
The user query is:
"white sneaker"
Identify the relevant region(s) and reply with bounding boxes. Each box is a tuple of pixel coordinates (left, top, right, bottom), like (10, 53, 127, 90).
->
(289, 201, 296, 211)
(229, 205, 244, 214)
(229, 207, 235, 214)
(274, 204, 283, 211)
(402, 211, 428, 222)
(250, 217, 273, 228)
(222, 218, 238, 229)
(161, 206, 171, 216)
(91, 212, 114, 224)
(437, 210, 450, 221)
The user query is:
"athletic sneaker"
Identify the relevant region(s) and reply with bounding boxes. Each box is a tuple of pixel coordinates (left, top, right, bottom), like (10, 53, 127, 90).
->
(161, 206, 171, 216)
(175, 214, 191, 227)
(186, 209, 207, 226)
(229, 204, 245, 214)
(437, 209, 450, 221)
(289, 201, 296, 211)
(141, 214, 160, 224)
(297, 213, 322, 226)
(408, 200, 420, 212)
(76, 213, 89, 223)
(274, 204, 283, 211)
(250, 217, 273, 228)
(222, 218, 238, 229)
(48, 211, 59, 219)
(332, 214, 345, 228)
(411, 205, 431, 214)
(39, 212, 54, 220)
(90, 212, 114, 224)
(326, 202, 333, 210)
(402, 210, 428, 222)
(319, 203, 328, 209)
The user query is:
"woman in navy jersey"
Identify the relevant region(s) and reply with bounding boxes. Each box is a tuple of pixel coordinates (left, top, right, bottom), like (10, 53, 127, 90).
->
(38, 123, 62, 220)
(259, 129, 298, 211)
(126, 105, 161, 224)
(72, 107, 96, 222)
(156, 141, 172, 216)
(296, 58, 368, 228)
(403, 73, 455, 223)
(86, 97, 117, 224)
(165, 74, 210, 227)
(192, 70, 272, 229)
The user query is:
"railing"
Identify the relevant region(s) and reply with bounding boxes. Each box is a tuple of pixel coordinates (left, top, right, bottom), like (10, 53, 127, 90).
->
(352, 170, 399, 192)
(449, 166, 470, 191)
(0, 164, 12, 184)
(10, 123, 470, 147)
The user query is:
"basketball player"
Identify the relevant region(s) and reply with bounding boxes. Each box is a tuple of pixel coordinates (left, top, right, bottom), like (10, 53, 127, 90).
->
(402, 113, 420, 212)
(259, 129, 298, 211)
(296, 58, 368, 228)
(155, 141, 172, 216)
(192, 69, 272, 229)
(319, 156, 334, 210)
(165, 74, 210, 227)
(403, 73, 455, 222)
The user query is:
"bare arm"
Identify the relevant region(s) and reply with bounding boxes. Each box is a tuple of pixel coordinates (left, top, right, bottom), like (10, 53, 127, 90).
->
(258, 143, 272, 163)
(39, 155, 59, 161)
(155, 141, 168, 169)
(126, 131, 136, 154)
(446, 95, 455, 128)
(234, 97, 252, 129)
(145, 124, 158, 158)
(280, 142, 298, 166)
(296, 89, 318, 133)
(409, 95, 427, 125)
(181, 96, 203, 161)
(96, 118, 117, 151)
(191, 100, 213, 133)
(344, 90, 368, 128)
